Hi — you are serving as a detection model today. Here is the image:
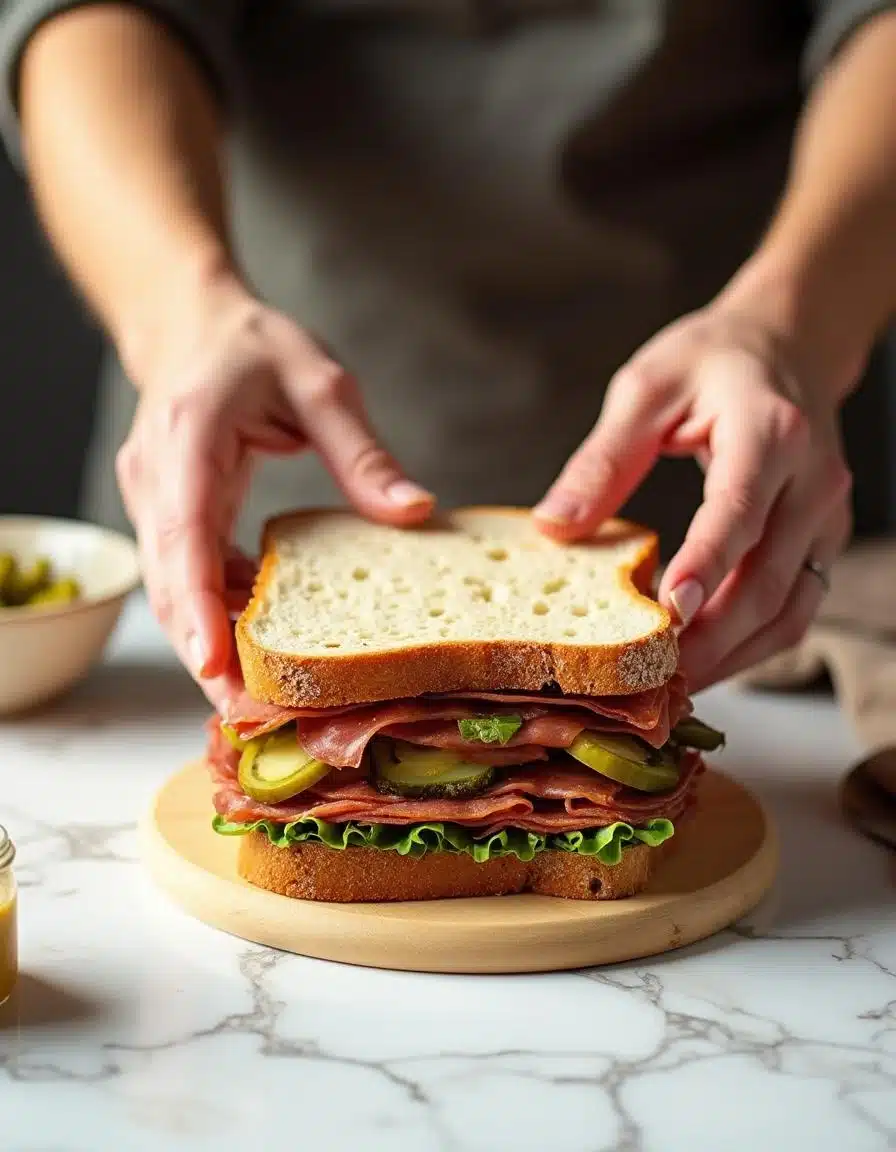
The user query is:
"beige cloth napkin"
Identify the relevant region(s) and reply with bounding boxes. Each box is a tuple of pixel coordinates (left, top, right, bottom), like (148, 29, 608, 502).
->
(738, 538, 896, 753)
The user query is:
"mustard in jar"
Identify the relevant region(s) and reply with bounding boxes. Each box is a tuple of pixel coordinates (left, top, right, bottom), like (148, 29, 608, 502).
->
(0, 824, 17, 1006)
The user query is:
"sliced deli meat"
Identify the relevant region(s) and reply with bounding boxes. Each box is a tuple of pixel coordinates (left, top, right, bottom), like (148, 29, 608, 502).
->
(222, 671, 691, 745)
(296, 689, 684, 765)
(298, 701, 507, 768)
(206, 722, 702, 834)
(435, 673, 691, 731)
(221, 694, 305, 738)
(387, 714, 643, 754)
(222, 669, 692, 767)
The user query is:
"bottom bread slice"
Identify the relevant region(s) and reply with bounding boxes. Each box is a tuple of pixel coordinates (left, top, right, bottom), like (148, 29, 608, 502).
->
(237, 830, 670, 902)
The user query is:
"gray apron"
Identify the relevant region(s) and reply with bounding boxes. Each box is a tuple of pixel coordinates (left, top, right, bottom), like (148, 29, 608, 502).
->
(81, 0, 806, 559)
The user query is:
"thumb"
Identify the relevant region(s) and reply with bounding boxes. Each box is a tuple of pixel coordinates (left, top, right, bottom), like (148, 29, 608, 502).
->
(533, 366, 670, 541)
(287, 345, 434, 526)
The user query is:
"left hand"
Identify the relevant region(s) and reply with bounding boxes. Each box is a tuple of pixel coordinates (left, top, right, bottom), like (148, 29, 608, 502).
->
(532, 302, 854, 692)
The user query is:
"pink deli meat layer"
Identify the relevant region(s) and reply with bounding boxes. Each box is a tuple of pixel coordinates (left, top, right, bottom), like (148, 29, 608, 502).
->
(207, 709, 702, 836)
(222, 673, 691, 765)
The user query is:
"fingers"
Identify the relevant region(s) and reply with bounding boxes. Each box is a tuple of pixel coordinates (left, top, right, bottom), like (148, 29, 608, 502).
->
(118, 309, 432, 716)
(529, 300, 852, 695)
(533, 367, 668, 540)
(116, 396, 237, 704)
(658, 367, 809, 625)
(685, 506, 850, 691)
(283, 334, 434, 525)
(533, 364, 681, 541)
(672, 460, 847, 681)
(158, 398, 236, 676)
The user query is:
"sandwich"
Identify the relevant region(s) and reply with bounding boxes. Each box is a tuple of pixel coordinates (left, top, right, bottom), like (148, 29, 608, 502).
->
(207, 507, 724, 902)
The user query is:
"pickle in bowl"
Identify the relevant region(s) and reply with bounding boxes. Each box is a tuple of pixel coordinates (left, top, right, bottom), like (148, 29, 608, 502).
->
(0, 552, 81, 610)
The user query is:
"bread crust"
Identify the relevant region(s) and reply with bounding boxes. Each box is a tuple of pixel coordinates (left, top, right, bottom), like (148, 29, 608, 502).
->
(235, 507, 677, 709)
(237, 831, 667, 902)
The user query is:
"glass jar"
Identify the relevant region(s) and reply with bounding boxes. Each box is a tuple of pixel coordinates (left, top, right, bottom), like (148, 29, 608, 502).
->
(0, 824, 17, 1006)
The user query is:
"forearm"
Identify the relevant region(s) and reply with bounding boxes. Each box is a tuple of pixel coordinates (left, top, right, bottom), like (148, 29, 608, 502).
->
(721, 10, 896, 401)
(19, 5, 234, 384)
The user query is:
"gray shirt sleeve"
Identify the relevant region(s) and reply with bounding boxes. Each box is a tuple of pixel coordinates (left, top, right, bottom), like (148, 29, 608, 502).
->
(0, 0, 244, 165)
(804, 0, 896, 77)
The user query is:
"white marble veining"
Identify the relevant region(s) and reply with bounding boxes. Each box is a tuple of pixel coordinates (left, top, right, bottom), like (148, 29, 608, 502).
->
(1, 595, 895, 1152)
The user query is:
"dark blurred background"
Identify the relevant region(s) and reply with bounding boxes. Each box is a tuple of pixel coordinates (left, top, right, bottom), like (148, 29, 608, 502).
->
(1, 154, 100, 518)
(0, 151, 893, 533)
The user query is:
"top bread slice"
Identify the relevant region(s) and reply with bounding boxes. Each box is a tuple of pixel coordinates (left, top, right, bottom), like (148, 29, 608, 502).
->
(235, 507, 677, 709)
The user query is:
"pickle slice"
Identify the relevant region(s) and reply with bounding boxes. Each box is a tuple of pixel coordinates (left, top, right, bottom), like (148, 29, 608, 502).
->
(566, 733, 680, 793)
(238, 732, 331, 803)
(220, 723, 247, 751)
(0, 556, 81, 609)
(371, 740, 495, 799)
(672, 717, 726, 752)
(27, 577, 81, 607)
(5, 558, 52, 606)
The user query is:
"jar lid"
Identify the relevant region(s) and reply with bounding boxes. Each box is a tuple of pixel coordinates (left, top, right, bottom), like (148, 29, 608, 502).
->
(0, 825, 14, 870)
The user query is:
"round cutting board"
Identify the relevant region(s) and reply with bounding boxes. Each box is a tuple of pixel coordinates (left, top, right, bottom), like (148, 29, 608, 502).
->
(141, 763, 777, 974)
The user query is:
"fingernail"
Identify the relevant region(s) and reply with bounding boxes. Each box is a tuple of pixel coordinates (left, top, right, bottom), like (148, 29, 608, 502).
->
(386, 480, 433, 508)
(187, 632, 210, 678)
(669, 579, 704, 628)
(533, 494, 585, 525)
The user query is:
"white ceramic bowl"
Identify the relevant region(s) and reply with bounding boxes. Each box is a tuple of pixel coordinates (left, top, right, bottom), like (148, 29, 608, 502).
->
(0, 517, 142, 714)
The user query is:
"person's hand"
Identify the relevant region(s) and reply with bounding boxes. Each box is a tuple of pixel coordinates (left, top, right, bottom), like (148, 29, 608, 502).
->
(532, 300, 854, 692)
(116, 272, 434, 710)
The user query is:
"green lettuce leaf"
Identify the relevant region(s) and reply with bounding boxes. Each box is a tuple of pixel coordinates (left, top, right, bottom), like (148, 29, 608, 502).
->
(212, 814, 674, 866)
(457, 715, 523, 745)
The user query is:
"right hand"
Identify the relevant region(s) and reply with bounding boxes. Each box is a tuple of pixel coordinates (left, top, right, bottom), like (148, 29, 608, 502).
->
(116, 272, 434, 711)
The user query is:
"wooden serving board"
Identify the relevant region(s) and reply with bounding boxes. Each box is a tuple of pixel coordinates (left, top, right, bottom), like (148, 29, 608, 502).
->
(140, 762, 778, 974)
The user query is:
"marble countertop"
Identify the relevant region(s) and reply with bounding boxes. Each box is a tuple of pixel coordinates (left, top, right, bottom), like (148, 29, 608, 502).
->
(1, 595, 895, 1152)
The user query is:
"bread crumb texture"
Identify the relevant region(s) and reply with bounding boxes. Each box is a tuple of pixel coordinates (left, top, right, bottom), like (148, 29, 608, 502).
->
(249, 509, 665, 656)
